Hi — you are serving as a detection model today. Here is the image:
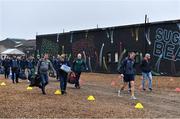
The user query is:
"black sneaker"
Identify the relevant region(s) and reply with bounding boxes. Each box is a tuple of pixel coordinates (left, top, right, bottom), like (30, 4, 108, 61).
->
(45, 82, 48, 86)
(38, 85, 42, 89)
(42, 92, 46, 95)
(149, 88, 152, 91)
(143, 88, 146, 91)
(75, 85, 80, 89)
(61, 91, 64, 95)
(41, 87, 46, 95)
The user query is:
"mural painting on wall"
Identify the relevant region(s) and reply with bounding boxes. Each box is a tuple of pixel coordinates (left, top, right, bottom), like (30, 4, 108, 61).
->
(40, 39, 60, 57)
(153, 27, 180, 75)
(36, 21, 180, 75)
(131, 27, 139, 42)
(99, 43, 110, 72)
(106, 28, 114, 44)
(72, 36, 97, 72)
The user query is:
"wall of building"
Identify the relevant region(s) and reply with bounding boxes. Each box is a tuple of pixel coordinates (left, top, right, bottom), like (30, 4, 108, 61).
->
(36, 20, 180, 76)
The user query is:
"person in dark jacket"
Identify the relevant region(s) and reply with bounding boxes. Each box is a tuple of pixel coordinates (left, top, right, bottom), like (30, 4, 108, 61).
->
(119, 52, 137, 100)
(27, 56, 36, 81)
(2, 56, 10, 79)
(10, 56, 21, 83)
(119, 56, 132, 93)
(19, 56, 28, 80)
(140, 53, 153, 91)
(20, 56, 27, 70)
(57, 54, 70, 95)
(52, 55, 59, 80)
(72, 53, 87, 89)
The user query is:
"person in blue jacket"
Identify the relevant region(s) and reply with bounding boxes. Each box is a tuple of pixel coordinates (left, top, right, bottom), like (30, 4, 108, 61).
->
(2, 56, 11, 79)
(57, 54, 70, 95)
(19, 56, 28, 79)
(10, 56, 21, 83)
(52, 55, 59, 80)
(27, 56, 36, 81)
(118, 52, 137, 100)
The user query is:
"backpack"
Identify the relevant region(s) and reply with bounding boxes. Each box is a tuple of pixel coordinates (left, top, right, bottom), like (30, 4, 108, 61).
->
(29, 74, 41, 87)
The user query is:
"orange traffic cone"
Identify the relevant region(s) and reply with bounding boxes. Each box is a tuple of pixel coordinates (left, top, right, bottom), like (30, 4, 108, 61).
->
(175, 88, 180, 92)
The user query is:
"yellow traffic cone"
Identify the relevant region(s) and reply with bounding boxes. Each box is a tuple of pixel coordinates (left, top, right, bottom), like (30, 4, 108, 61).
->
(54, 90, 61, 95)
(87, 95, 95, 101)
(135, 103, 144, 109)
(1, 82, 6, 86)
(27, 86, 33, 90)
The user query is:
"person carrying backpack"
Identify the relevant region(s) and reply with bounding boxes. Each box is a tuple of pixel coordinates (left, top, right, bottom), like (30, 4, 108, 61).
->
(36, 54, 56, 95)
(118, 52, 137, 100)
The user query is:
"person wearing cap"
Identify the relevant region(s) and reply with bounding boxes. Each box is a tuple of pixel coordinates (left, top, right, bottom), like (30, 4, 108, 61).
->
(140, 53, 153, 91)
(72, 53, 87, 89)
(57, 54, 70, 95)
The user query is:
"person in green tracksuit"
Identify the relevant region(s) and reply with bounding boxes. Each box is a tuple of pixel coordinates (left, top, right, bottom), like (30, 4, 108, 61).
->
(72, 53, 87, 89)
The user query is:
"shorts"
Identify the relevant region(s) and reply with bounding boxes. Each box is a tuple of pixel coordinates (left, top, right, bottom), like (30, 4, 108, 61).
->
(123, 74, 135, 82)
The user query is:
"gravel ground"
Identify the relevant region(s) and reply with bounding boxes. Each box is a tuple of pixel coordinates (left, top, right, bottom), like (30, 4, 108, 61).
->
(0, 73, 180, 118)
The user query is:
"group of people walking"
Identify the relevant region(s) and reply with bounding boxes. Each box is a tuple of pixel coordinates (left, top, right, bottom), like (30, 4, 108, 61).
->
(37, 53, 87, 95)
(0, 53, 86, 95)
(118, 52, 153, 99)
(0, 52, 153, 99)
(1, 56, 36, 83)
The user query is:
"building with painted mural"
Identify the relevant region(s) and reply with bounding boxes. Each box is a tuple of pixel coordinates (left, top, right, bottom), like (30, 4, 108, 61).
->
(36, 19, 180, 76)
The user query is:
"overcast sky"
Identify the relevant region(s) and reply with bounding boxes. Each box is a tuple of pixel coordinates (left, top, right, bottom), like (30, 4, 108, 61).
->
(0, 0, 179, 40)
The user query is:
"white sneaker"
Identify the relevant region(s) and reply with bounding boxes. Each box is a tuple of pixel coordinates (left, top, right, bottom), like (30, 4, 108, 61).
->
(131, 96, 137, 100)
(118, 90, 122, 97)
